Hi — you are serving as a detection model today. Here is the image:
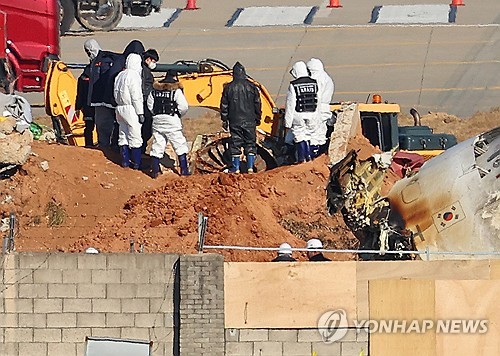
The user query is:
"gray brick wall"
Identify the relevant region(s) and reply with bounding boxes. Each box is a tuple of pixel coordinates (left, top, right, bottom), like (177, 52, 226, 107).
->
(0, 253, 178, 356)
(225, 328, 368, 356)
(179, 254, 225, 356)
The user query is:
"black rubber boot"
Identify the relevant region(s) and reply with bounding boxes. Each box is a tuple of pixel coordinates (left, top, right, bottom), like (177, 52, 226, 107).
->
(119, 146, 130, 168)
(178, 154, 191, 176)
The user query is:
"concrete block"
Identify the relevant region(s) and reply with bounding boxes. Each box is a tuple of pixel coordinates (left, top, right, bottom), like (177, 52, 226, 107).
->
(121, 269, 149, 284)
(18, 283, 47, 298)
(4, 298, 33, 313)
(225, 328, 240, 342)
(135, 313, 162, 328)
(34, 298, 63, 313)
(1, 283, 17, 299)
(18, 342, 47, 356)
(107, 283, 138, 298)
(62, 327, 91, 343)
(77, 254, 107, 269)
(48, 342, 76, 355)
(0, 313, 18, 327)
(47, 313, 77, 327)
(4, 327, 33, 342)
(18, 313, 46, 328)
(92, 298, 121, 313)
(283, 342, 313, 356)
(64, 298, 92, 312)
(151, 326, 174, 342)
(356, 329, 368, 342)
(150, 297, 174, 313)
(34, 328, 62, 342)
(342, 329, 357, 342)
(0, 342, 18, 356)
(298, 329, 323, 342)
(312, 342, 342, 356)
(240, 329, 269, 341)
(253, 341, 283, 355)
(341, 342, 368, 356)
(91, 327, 122, 338)
(149, 269, 175, 284)
(77, 284, 106, 298)
(107, 254, 137, 269)
(18, 253, 49, 269)
(77, 313, 106, 327)
(136, 254, 166, 269)
(33, 269, 62, 283)
(63, 269, 91, 284)
(77, 342, 86, 356)
(269, 329, 298, 342)
(106, 313, 135, 327)
(91, 269, 121, 284)
(121, 298, 150, 313)
(2, 254, 17, 269)
(120, 327, 151, 340)
(48, 254, 78, 269)
(136, 283, 166, 298)
(49, 283, 77, 298)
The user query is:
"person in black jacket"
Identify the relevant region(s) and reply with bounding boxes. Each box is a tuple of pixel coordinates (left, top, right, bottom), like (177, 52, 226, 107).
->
(141, 48, 159, 153)
(76, 39, 101, 147)
(271, 243, 297, 262)
(306, 238, 331, 262)
(220, 62, 262, 173)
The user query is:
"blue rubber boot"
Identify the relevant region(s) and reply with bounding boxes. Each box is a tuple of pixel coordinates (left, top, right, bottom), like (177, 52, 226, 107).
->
(151, 157, 160, 179)
(178, 154, 191, 176)
(296, 142, 305, 163)
(120, 146, 130, 168)
(246, 153, 256, 173)
(310, 145, 320, 159)
(304, 141, 312, 162)
(130, 148, 142, 170)
(231, 156, 241, 173)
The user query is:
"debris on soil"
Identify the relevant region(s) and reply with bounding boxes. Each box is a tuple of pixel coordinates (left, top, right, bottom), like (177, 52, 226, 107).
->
(1, 110, 498, 260)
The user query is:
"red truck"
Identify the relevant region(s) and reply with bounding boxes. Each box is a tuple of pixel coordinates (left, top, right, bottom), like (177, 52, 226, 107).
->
(0, 0, 60, 93)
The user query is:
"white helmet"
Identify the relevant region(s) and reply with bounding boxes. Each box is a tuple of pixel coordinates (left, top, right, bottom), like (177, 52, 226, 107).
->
(306, 238, 323, 249)
(278, 242, 292, 255)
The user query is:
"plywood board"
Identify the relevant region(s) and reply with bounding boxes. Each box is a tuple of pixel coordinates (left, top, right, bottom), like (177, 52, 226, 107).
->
(224, 262, 357, 328)
(369, 279, 436, 356)
(490, 260, 500, 279)
(357, 260, 491, 282)
(435, 280, 500, 355)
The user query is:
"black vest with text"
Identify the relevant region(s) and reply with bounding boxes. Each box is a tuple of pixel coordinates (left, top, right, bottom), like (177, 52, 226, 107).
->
(291, 77, 318, 113)
(152, 89, 178, 115)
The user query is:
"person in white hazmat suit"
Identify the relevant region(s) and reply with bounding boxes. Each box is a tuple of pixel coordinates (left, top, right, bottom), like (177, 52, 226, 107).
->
(113, 53, 145, 169)
(147, 71, 190, 178)
(284, 61, 319, 163)
(306, 58, 334, 158)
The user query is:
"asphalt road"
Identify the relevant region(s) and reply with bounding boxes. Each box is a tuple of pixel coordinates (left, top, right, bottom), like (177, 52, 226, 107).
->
(52, 0, 500, 118)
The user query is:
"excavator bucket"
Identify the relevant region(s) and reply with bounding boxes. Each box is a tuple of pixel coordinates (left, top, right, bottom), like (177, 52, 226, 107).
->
(44, 60, 92, 146)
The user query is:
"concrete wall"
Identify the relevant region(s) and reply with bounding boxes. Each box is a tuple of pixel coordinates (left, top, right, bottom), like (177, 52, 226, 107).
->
(0, 253, 178, 356)
(225, 328, 368, 356)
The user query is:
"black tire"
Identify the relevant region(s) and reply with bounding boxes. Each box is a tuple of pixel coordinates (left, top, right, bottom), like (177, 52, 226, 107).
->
(76, 0, 123, 32)
(59, 0, 76, 35)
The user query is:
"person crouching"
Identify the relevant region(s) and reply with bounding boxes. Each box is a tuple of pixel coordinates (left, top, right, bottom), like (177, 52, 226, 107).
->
(147, 71, 190, 178)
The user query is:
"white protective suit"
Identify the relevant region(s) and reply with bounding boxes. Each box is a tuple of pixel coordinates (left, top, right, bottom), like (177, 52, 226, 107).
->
(113, 53, 144, 148)
(284, 61, 318, 143)
(307, 58, 334, 146)
(147, 80, 189, 158)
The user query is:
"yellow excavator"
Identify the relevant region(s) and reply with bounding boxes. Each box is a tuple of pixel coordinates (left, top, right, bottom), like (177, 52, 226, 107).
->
(44, 59, 456, 174)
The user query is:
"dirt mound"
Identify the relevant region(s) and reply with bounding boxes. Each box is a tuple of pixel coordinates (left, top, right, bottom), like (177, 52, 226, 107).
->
(70, 155, 357, 261)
